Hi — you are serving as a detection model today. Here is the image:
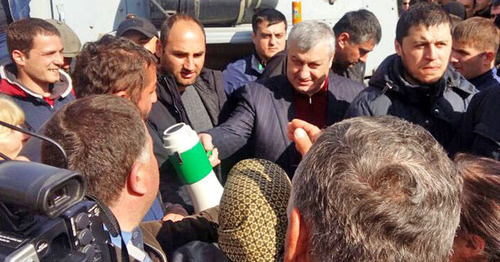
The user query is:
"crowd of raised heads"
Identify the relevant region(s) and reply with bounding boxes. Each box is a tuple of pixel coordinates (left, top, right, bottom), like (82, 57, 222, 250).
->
(0, 1, 499, 262)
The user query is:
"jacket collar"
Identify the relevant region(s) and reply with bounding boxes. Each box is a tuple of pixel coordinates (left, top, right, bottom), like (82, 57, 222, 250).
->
(369, 54, 476, 102)
(469, 67, 500, 91)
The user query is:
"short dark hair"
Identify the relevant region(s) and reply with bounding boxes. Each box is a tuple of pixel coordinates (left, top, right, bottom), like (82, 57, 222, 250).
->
(396, 3, 451, 44)
(333, 9, 382, 45)
(251, 8, 287, 34)
(72, 35, 156, 106)
(6, 18, 60, 58)
(159, 13, 205, 47)
(292, 116, 462, 261)
(41, 95, 148, 207)
(454, 153, 500, 261)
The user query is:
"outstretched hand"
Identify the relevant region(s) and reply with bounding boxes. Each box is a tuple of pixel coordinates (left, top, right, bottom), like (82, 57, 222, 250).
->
(287, 119, 322, 157)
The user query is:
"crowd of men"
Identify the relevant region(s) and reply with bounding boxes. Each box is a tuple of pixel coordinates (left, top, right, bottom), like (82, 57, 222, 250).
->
(0, 1, 499, 261)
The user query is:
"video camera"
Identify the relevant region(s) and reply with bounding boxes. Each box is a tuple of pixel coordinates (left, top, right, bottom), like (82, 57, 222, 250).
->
(0, 161, 114, 261)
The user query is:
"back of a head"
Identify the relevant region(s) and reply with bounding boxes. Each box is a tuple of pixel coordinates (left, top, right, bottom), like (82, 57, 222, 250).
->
(287, 21, 335, 56)
(292, 116, 462, 261)
(454, 154, 500, 261)
(159, 13, 205, 47)
(72, 35, 155, 103)
(6, 18, 60, 58)
(218, 159, 291, 262)
(396, 2, 452, 44)
(333, 9, 382, 45)
(251, 8, 287, 33)
(453, 17, 500, 53)
(41, 95, 147, 207)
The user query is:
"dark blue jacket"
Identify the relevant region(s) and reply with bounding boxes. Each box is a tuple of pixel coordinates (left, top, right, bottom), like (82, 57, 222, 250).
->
(469, 67, 500, 92)
(222, 53, 263, 95)
(451, 85, 500, 160)
(346, 54, 477, 151)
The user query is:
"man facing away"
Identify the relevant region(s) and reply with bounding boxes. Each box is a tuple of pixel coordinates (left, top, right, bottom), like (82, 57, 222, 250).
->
(0, 18, 74, 132)
(285, 116, 462, 262)
(41, 95, 218, 261)
(223, 8, 287, 94)
(346, 3, 476, 151)
(200, 21, 364, 177)
(451, 17, 500, 91)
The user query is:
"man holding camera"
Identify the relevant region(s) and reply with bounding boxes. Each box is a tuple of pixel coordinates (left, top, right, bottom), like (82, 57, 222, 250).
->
(41, 95, 218, 261)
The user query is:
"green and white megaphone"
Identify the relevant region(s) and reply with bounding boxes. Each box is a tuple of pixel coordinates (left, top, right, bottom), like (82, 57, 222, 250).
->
(163, 123, 223, 213)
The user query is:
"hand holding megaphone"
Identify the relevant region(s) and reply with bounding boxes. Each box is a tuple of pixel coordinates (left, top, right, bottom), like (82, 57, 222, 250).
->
(198, 133, 221, 168)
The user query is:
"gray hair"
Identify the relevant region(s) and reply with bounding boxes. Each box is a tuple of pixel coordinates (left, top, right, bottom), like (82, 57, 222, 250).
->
(287, 21, 335, 56)
(291, 116, 462, 262)
(136, 139, 151, 164)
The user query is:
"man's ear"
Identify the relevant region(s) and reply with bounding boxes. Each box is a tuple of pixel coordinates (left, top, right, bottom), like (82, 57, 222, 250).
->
(337, 32, 350, 49)
(482, 51, 495, 66)
(395, 39, 402, 56)
(252, 32, 257, 46)
(284, 207, 309, 262)
(155, 40, 163, 59)
(465, 234, 486, 257)
(128, 162, 147, 195)
(114, 90, 129, 99)
(11, 50, 26, 66)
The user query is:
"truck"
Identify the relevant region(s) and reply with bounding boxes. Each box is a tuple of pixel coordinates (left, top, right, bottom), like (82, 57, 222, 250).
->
(28, 0, 399, 76)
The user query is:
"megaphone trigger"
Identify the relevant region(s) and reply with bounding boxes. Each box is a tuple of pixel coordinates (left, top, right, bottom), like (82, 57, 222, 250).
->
(174, 152, 183, 165)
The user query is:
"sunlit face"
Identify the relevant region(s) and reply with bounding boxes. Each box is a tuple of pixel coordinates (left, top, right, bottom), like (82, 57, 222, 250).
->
(159, 20, 205, 87)
(17, 34, 64, 87)
(451, 41, 488, 80)
(287, 40, 334, 95)
(458, 0, 475, 18)
(402, 0, 410, 11)
(252, 21, 287, 63)
(395, 24, 452, 85)
(135, 65, 158, 118)
(0, 127, 28, 160)
(336, 38, 376, 70)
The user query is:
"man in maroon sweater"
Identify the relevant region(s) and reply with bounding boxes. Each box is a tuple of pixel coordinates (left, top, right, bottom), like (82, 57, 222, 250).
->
(200, 21, 364, 177)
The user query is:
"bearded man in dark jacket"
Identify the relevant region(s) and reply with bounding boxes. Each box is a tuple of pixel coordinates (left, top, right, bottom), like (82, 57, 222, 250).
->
(346, 3, 476, 151)
(147, 14, 226, 214)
